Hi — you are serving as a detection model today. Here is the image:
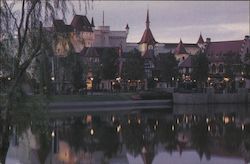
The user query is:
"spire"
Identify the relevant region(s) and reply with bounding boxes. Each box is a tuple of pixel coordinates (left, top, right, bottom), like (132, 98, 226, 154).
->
(125, 24, 129, 30)
(91, 17, 95, 27)
(102, 11, 105, 26)
(138, 9, 157, 45)
(175, 38, 187, 54)
(197, 33, 205, 44)
(146, 9, 150, 29)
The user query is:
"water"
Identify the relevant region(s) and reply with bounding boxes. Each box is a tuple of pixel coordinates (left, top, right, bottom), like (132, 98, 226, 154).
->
(5, 104, 250, 164)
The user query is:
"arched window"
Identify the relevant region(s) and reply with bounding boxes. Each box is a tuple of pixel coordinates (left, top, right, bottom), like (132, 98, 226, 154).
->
(219, 64, 223, 73)
(211, 64, 216, 74)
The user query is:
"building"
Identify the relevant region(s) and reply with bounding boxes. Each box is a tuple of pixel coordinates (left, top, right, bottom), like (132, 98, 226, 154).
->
(92, 12, 128, 48)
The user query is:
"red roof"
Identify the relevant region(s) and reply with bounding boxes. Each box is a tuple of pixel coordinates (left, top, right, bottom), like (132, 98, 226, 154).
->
(138, 10, 157, 45)
(175, 39, 188, 54)
(53, 19, 73, 33)
(206, 40, 244, 56)
(71, 15, 93, 32)
(197, 34, 204, 44)
(138, 28, 157, 45)
(206, 40, 244, 63)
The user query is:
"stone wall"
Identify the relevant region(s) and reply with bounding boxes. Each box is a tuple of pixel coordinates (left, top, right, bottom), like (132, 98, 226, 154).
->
(173, 88, 249, 104)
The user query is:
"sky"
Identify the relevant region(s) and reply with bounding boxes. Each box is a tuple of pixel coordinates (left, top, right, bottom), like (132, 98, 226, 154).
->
(60, 1, 249, 43)
(13, 1, 249, 43)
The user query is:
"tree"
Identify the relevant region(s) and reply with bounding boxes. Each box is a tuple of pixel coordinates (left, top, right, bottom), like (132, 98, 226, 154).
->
(122, 49, 144, 80)
(243, 52, 250, 79)
(157, 52, 178, 82)
(0, 1, 91, 162)
(191, 53, 209, 87)
(224, 52, 242, 80)
(100, 48, 119, 80)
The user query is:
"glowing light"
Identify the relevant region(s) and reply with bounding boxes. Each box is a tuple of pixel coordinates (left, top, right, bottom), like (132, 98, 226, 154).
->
(51, 131, 55, 137)
(112, 116, 115, 122)
(224, 116, 230, 124)
(117, 125, 121, 133)
(176, 118, 179, 124)
(138, 118, 141, 124)
(241, 124, 245, 131)
(7, 77, 11, 81)
(156, 120, 159, 126)
(172, 125, 175, 131)
(90, 129, 94, 135)
(51, 76, 55, 81)
(128, 119, 131, 124)
(206, 118, 209, 123)
(208, 125, 211, 132)
(154, 125, 157, 130)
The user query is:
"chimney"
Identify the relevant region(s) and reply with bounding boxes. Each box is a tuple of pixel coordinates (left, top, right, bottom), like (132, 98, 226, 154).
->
(206, 38, 211, 43)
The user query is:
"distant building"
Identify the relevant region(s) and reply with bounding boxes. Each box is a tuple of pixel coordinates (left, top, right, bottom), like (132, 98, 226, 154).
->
(205, 36, 250, 76)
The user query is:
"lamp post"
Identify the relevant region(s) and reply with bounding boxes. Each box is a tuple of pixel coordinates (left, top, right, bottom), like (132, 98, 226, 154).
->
(224, 77, 230, 93)
(90, 77, 94, 95)
(51, 130, 55, 164)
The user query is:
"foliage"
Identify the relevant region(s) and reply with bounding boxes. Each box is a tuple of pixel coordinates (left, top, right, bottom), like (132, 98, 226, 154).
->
(243, 53, 250, 79)
(122, 49, 144, 80)
(157, 52, 178, 82)
(191, 53, 209, 83)
(223, 52, 242, 79)
(191, 119, 211, 160)
(100, 48, 119, 80)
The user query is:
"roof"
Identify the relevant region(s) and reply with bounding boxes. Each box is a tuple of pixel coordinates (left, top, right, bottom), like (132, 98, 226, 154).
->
(179, 55, 192, 68)
(138, 28, 157, 45)
(138, 9, 157, 45)
(206, 40, 244, 56)
(71, 15, 93, 32)
(53, 19, 73, 33)
(197, 34, 205, 44)
(175, 39, 188, 54)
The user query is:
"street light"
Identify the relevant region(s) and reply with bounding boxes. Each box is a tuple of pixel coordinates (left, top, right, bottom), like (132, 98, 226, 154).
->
(51, 76, 55, 81)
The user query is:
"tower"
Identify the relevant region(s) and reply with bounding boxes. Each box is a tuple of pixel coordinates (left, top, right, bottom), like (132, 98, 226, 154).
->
(138, 9, 157, 56)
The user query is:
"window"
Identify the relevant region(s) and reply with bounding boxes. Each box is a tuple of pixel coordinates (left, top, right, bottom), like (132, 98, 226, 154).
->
(219, 64, 223, 73)
(211, 64, 216, 74)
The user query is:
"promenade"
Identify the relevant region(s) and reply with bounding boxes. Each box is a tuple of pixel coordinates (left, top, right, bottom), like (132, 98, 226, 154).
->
(49, 99, 172, 113)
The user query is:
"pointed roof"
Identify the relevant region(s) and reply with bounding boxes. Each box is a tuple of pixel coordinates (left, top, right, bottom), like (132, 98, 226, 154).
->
(71, 15, 93, 32)
(175, 39, 188, 54)
(53, 19, 73, 33)
(125, 24, 129, 30)
(197, 33, 205, 44)
(146, 9, 150, 29)
(138, 9, 157, 45)
(91, 17, 95, 27)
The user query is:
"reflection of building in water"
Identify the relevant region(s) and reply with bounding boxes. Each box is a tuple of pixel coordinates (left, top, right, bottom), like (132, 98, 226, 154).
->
(5, 105, 250, 164)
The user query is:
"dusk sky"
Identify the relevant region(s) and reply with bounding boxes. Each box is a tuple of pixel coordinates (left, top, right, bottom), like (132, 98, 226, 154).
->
(59, 1, 249, 43)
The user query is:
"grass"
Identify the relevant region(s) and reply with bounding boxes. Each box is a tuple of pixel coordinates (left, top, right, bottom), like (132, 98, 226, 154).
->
(50, 92, 136, 102)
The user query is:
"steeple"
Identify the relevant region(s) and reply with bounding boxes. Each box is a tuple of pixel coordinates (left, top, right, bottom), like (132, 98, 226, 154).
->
(197, 33, 205, 44)
(175, 39, 187, 54)
(146, 9, 150, 29)
(102, 11, 105, 26)
(91, 17, 95, 27)
(138, 9, 157, 45)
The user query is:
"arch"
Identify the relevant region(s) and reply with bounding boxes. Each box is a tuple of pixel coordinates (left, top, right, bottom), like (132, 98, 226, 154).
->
(211, 64, 216, 74)
(218, 64, 223, 73)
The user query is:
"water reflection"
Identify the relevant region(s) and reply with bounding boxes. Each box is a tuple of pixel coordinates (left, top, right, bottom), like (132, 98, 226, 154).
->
(5, 105, 250, 164)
